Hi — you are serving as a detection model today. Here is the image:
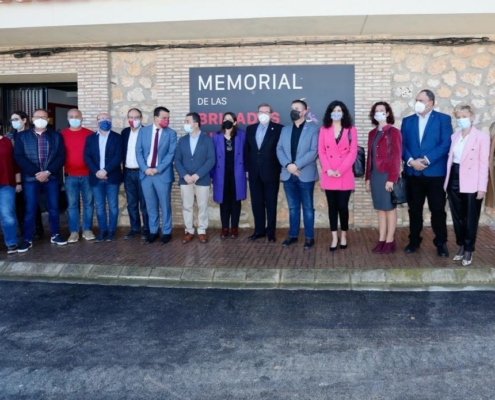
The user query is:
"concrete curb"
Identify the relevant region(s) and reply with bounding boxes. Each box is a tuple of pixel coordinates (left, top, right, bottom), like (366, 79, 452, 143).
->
(1, 261, 495, 290)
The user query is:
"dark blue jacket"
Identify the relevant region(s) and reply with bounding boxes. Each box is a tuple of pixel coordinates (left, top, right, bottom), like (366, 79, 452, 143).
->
(174, 132, 215, 186)
(83, 131, 123, 186)
(13, 128, 66, 183)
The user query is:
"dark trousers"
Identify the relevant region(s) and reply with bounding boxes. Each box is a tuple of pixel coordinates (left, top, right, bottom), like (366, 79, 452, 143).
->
(249, 176, 279, 236)
(124, 169, 149, 233)
(406, 175, 448, 246)
(447, 164, 482, 252)
(325, 190, 352, 231)
(220, 168, 242, 229)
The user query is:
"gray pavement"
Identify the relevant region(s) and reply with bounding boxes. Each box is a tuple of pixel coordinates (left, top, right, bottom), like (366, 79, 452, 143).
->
(1, 281, 495, 399)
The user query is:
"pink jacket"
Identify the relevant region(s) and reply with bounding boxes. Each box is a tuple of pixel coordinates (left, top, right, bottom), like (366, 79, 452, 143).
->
(444, 127, 490, 193)
(318, 125, 358, 190)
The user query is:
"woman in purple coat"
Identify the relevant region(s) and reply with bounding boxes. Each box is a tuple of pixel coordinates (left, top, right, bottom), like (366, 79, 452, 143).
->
(211, 112, 247, 239)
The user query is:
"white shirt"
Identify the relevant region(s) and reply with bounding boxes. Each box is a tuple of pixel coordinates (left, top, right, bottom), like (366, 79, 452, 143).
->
(125, 128, 140, 168)
(453, 133, 469, 164)
(189, 132, 200, 155)
(97, 131, 109, 170)
(146, 125, 162, 167)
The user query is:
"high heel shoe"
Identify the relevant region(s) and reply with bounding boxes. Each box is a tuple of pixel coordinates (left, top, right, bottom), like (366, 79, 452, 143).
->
(380, 240, 397, 254)
(372, 241, 385, 253)
(340, 241, 348, 250)
(329, 240, 338, 252)
(462, 251, 473, 266)
(453, 246, 464, 261)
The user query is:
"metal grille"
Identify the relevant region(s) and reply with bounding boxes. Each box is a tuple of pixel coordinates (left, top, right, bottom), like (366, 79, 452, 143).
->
(8, 87, 46, 116)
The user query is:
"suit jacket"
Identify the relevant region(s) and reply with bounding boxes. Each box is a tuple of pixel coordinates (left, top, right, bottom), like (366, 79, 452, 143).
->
(443, 127, 490, 193)
(135, 124, 177, 183)
(365, 125, 402, 183)
(244, 122, 283, 182)
(401, 110, 452, 177)
(277, 121, 319, 183)
(83, 130, 123, 186)
(174, 132, 215, 186)
(318, 125, 358, 190)
(211, 130, 247, 203)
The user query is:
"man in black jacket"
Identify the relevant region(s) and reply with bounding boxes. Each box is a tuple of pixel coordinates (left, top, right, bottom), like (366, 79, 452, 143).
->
(244, 103, 283, 242)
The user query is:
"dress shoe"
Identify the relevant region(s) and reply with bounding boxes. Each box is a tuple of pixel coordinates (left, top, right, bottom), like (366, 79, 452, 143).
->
(145, 233, 159, 244)
(462, 251, 473, 266)
(304, 239, 315, 250)
(436, 243, 449, 258)
(141, 230, 150, 240)
(371, 241, 385, 253)
(329, 239, 338, 252)
(198, 234, 208, 243)
(124, 230, 139, 239)
(404, 243, 419, 254)
(453, 246, 464, 261)
(380, 240, 397, 254)
(230, 228, 238, 239)
(282, 237, 298, 247)
(220, 228, 229, 239)
(248, 232, 266, 241)
(268, 236, 276, 243)
(182, 233, 194, 244)
(160, 234, 172, 245)
(340, 242, 348, 250)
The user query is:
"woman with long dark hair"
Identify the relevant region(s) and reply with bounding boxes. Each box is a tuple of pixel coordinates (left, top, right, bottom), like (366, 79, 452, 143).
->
(211, 112, 247, 239)
(318, 100, 358, 251)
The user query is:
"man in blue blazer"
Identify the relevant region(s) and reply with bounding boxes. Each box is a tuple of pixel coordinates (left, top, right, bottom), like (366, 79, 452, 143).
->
(276, 99, 319, 250)
(136, 106, 177, 245)
(401, 89, 453, 257)
(84, 113, 123, 242)
(175, 112, 215, 244)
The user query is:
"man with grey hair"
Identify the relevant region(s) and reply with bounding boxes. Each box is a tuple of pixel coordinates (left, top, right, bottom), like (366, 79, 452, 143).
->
(61, 108, 95, 243)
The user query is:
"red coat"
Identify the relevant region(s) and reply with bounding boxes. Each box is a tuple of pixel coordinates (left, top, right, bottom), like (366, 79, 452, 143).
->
(365, 125, 402, 183)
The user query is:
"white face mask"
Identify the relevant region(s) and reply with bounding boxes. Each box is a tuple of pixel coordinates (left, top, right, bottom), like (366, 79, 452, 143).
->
(34, 119, 48, 129)
(374, 112, 387, 122)
(414, 101, 426, 114)
(258, 113, 270, 125)
(183, 124, 193, 133)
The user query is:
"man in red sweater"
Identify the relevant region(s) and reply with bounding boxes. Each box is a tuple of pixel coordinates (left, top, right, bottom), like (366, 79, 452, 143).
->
(61, 109, 95, 243)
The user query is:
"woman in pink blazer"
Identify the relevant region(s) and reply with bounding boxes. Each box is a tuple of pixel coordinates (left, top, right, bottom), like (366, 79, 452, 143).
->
(444, 103, 490, 266)
(318, 100, 358, 251)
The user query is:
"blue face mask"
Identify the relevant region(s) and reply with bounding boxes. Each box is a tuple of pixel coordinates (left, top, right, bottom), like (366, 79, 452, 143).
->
(98, 120, 112, 131)
(331, 111, 343, 121)
(12, 120, 22, 131)
(456, 117, 471, 130)
(69, 119, 82, 128)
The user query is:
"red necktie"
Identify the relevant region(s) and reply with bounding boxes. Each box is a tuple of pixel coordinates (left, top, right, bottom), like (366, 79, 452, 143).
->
(150, 128, 159, 168)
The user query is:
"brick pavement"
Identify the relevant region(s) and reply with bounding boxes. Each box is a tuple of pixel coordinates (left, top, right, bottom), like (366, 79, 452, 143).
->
(1, 226, 494, 270)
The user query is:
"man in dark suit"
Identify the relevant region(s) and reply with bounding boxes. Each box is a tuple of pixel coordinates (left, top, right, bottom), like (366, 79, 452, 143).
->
(175, 112, 215, 244)
(122, 108, 149, 240)
(401, 89, 453, 257)
(84, 113, 123, 242)
(244, 103, 283, 242)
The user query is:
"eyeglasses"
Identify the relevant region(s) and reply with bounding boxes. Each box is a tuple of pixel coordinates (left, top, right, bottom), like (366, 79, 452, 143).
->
(32, 116, 48, 121)
(226, 139, 233, 152)
(10, 118, 21, 122)
(258, 111, 271, 115)
(97, 118, 111, 122)
(128, 117, 141, 121)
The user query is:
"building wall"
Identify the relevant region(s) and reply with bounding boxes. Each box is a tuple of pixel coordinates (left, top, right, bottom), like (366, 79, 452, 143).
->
(1, 39, 494, 228)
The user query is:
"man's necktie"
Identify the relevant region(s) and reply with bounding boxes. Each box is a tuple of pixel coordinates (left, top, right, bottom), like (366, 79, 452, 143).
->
(150, 128, 159, 168)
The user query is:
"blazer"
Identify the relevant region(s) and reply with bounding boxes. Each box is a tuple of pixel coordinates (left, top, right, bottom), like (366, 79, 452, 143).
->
(136, 124, 177, 183)
(244, 122, 283, 182)
(276, 121, 319, 183)
(485, 134, 495, 208)
(443, 127, 490, 193)
(13, 128, 66, 183)
(174, 132, 215, 186)
(401, 110, 452, 177)
(365, 125, 402, 183)
(318, 125, 358, 190)
(83, 130, 123, 186)
(211, 130, 247, 203)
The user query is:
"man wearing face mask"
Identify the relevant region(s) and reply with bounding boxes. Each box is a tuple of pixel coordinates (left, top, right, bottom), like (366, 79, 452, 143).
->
(136, 106, 177, 245)
(83, 113, 123, 242)
(401, 89, 453, 257)
(244, 103, 284, 242)
(61, 108, 95, 243)
(121, 108, 149, 240)
(174, 112, 215, 244)
(276, 99, 319, 250)
(14, 109, 67, 252)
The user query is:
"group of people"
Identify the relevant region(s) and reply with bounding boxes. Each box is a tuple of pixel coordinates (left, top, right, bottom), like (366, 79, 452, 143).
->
(0, 89, 494, 266)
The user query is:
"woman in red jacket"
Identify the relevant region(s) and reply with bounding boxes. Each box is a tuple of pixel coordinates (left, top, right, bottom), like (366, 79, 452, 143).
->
(365, 102, 402, 254)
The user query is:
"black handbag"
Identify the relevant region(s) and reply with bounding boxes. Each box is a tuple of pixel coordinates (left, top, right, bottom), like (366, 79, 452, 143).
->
(386, 130, 407, 204)
(347, 129, 365, 178)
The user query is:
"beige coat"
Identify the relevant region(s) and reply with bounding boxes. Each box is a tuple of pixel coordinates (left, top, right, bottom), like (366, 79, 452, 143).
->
(485, 135, 495, 208)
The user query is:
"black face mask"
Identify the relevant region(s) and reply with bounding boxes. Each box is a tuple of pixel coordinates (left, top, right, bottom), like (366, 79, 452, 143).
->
(290, 110, 301, 121)
(222, 120, 234, 130)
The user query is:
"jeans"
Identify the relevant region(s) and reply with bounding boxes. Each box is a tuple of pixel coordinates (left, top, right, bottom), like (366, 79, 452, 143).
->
(92, 180, 119, 233)
(283, 175, 315, 239)
(123, 169, 149, 233)
(65, 175, 94, 233)
(23, 179, 60, 241)
(0, 185, 18, 246)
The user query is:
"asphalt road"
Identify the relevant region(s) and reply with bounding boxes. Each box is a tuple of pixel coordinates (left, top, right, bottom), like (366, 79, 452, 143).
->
(1, 281, 495, 400)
